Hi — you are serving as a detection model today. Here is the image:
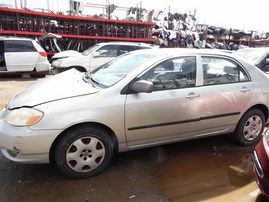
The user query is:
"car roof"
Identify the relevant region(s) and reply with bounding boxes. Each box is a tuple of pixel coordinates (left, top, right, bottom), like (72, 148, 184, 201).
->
(96, 41, 154, 47)
(131, 48, 235, 58)
(236, 47, 269, 52)
(0, 36, 33, 41)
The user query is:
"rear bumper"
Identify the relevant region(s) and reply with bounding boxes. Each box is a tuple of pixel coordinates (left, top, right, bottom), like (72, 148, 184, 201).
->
(35, 61, 51, 72)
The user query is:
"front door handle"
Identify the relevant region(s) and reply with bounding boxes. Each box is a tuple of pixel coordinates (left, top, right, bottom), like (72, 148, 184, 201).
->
(186, 92, 200, 99)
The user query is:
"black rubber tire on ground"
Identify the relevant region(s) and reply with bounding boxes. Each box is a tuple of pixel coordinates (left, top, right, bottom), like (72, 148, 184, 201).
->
(54, 125, 114, 179)
(234, 109, 265, 146)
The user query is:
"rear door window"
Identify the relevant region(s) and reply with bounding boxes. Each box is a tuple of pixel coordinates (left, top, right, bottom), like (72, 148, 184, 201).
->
(202, 56, 249, 85)
(5, 40, 36, 52)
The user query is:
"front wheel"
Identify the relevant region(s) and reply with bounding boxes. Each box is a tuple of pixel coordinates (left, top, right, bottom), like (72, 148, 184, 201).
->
(54, 126, 114, 179)
(234, 109, 265, 146)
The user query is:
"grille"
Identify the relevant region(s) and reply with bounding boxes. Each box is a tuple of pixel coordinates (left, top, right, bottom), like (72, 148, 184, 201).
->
(254, 150, 264, 179)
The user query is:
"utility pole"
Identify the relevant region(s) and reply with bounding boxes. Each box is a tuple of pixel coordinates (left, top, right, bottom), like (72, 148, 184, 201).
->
(139, 2, 142, 21)
(47, 0, 50, 12)
(106, 0, 110, 19)
(20, 0, 23, 9)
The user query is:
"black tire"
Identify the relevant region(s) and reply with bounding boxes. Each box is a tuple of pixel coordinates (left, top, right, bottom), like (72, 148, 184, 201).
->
(234, 109, 265, 146)
(54, 125, 114, 179)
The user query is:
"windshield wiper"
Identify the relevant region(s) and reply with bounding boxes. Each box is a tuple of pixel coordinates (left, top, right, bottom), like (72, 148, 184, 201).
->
(91, 77, 99, 85)
(83, 73, 101, 87)
(82, 73, 95, 87)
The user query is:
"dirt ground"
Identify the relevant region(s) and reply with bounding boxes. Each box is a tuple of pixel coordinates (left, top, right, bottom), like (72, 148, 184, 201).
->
(0, 74, 48, 109)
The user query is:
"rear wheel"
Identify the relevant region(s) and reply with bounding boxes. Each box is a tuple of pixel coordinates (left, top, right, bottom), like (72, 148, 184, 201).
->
(234, 109, 265, 146)
(54, 126, 114, 179)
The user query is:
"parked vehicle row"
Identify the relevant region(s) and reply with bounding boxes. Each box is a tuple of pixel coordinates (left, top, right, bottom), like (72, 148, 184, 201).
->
(49, 41, 155, 74)
(1, 36, 269, 78)
(1, 48, 269, 179)
(0, 37, 156, 76)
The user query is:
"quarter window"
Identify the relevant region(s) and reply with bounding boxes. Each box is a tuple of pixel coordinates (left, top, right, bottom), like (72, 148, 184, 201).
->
(202, 57, 249, 85)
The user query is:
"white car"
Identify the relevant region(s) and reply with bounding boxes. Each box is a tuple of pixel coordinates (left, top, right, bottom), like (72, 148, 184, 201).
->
(0, 37, 50, 74)
(50, 41, 155, 74)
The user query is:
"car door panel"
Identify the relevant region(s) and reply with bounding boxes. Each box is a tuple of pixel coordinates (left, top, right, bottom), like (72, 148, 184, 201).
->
(4, 40, 38, 72)
(198, 56, 253, 135)
(197, 82, 253, 135)
(125, 88, 200, 148)
(5, 52, 38, 71)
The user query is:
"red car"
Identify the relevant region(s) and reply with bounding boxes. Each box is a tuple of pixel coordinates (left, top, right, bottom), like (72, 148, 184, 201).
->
(254, 125, 269, 199)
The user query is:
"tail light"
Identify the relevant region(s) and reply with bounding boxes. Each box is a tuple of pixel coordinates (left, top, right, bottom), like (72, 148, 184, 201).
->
(39, 52, 47, 57)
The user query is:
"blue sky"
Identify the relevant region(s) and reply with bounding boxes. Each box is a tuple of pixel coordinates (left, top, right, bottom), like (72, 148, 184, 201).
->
(1, 0, 268, 32)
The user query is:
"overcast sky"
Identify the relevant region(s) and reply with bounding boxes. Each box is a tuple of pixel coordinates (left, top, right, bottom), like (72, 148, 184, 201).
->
(1, 0, 268, 32)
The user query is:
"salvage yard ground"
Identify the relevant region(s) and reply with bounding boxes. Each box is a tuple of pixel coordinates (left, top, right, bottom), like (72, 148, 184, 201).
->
(0, 74, 48, 109)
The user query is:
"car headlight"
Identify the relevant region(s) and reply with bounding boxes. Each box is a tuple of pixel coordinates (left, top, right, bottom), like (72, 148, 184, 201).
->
(5, 108, 44, 126)
(52, 59, 62, 67)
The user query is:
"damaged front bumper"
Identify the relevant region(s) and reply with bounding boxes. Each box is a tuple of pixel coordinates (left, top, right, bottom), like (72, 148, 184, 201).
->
(0, 107, 60, 164)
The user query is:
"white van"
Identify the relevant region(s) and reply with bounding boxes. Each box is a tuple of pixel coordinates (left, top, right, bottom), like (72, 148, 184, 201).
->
(50, 41, 155, 74)
(0, 37, 50, 74)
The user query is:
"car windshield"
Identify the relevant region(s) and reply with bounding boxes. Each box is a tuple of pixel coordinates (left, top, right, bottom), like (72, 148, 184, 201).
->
(82, 44, 101, 56)
(88, 52, 156, 88)
(234, 48, 267, 64)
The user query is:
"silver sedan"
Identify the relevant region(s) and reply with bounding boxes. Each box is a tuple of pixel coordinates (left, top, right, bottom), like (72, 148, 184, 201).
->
(1, 48, 269, 179)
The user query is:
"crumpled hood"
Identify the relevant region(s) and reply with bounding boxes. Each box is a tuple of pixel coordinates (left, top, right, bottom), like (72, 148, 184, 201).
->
(8, 69, 99, 108)
(52, 50, 81, 59)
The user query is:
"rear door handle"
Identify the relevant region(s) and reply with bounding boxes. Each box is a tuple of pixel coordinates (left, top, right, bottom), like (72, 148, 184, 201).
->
(240, 86, 251, 93)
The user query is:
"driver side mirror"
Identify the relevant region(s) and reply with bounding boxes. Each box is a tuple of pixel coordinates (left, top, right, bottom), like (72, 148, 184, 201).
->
(93, 52, 101, 58)
(131, 80, 153, 93)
